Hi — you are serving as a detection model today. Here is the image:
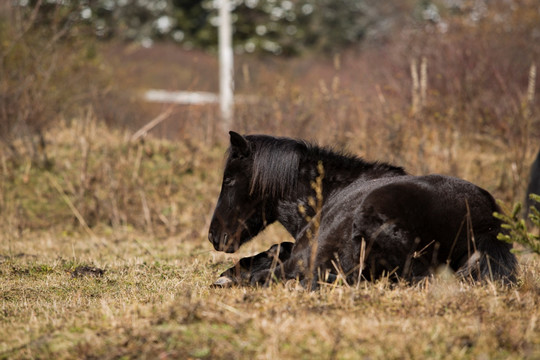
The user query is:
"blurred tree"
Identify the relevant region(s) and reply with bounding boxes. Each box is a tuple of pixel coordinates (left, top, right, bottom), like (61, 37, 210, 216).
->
(13, 0, 540, 57)
(223, 0, 375, 56)
(15, 0, 395, 55)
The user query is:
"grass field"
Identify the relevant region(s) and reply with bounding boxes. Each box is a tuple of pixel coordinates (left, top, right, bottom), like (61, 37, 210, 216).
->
(1, 116, 539, 359)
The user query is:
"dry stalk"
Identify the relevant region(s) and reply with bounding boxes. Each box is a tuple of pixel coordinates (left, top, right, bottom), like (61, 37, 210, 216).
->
(132, 143, 143, 181)
(330, 259, 351, 289)
(46, 172, 94, 238)
(103, 162, 122, 229)
(78, 110, 94, 220)
(46, 172, 123, 259)
(356, 238, 366, 289)
(131, 106, 175, 142)
(420, 56, 428, 108)
(139, 189, 154, 235)
(0, 153, 7, 178)
(410, 58, 419, 115)
(298, 161, 324, 286)
(526, 63, 536, 119)
(375, 84, 388, 115)
(410, 57, 428, 115)
(524, 63, 536, 155)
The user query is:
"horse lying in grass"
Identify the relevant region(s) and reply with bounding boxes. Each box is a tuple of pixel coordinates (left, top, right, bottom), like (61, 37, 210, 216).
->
(208, 132, 518, 288)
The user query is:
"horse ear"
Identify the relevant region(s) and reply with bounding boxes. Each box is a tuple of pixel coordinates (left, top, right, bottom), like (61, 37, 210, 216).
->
(229, 131, 250, 157)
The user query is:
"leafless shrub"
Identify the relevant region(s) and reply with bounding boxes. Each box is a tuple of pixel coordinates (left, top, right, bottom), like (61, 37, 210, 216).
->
(0, 2, 109, 166)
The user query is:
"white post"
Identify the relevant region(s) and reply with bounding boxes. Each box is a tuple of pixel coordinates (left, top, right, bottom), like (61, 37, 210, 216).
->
(219, 0, 234, 131)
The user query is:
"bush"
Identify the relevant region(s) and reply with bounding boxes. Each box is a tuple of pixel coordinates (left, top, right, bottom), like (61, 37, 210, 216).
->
(495, 195, 540, 255)
(0, 2, 109, 165)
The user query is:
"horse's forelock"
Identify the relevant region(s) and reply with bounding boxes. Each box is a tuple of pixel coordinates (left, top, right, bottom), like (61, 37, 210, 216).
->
(249, 136, 301, 199)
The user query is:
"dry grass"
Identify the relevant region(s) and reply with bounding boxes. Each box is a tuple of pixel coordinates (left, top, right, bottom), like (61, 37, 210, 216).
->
(1, 230, 539, 359)
(1, 118, 539, 359)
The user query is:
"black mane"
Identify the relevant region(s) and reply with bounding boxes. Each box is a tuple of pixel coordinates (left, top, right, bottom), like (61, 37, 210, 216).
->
(245, 135, 304, 199)
(245, 135, 406, 199)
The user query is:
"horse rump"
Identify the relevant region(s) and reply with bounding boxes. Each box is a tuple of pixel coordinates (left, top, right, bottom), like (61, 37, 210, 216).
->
(348, 176, 518, 284)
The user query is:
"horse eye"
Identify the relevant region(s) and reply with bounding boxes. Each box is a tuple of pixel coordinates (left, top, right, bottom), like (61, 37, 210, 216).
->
(224, 178, 236, 186)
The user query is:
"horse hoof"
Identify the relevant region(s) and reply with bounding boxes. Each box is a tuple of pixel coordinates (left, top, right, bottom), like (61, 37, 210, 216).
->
(212, 276, 234, 288)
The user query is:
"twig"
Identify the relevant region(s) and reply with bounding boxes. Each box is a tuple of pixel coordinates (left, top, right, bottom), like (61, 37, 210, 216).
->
(410, 58, 419, 115)
(420, 56, 428, 108)
(46, 172, 94, 237)
(525, 63, 536, 119)
(139, 189, 154, 235)
(45, 172, 123, 259)
(356, 238, 366, 289)
(131, 106, 175, 142)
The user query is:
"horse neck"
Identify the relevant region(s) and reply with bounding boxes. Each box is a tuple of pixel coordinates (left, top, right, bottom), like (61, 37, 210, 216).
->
(312, 150, 404, 196)
(275, 152, 404, 238)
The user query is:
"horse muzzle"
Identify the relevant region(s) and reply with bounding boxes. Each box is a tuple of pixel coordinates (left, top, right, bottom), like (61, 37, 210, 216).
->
(208, 231, 238, 253)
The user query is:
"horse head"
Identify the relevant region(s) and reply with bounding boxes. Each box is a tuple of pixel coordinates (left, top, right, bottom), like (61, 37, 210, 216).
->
(208, 131, 277, 252)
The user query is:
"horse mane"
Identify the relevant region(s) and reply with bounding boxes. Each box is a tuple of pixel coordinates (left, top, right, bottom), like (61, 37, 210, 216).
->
(245, 135, 406, 199)
(246, 135, 304, 199)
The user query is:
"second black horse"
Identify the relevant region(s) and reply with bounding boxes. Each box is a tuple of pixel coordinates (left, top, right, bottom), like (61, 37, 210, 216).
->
(209, 132, 517, 288)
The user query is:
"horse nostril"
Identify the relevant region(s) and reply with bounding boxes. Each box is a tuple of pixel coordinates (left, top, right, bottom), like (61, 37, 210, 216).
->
(221, 233, 228, 247)
(209, 231, 220, 248)
(209, 231, 232, 251)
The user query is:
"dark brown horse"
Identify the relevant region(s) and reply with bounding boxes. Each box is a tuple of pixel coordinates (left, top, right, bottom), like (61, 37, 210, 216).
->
(209, 132, 517, 288)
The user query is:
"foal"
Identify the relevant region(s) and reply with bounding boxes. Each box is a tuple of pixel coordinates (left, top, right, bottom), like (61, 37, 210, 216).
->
(209, 132, 517, 288)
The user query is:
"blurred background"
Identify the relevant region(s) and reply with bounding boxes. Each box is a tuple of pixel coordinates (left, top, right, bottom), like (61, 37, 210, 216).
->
(1, 0, 539, 234)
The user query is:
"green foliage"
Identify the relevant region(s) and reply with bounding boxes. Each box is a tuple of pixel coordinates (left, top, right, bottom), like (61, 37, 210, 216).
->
(494, 195, 540, 255)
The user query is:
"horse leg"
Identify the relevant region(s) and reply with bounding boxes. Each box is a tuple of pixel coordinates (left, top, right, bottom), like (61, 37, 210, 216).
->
(213, 242, 294, 287)
(251, 242, 341, 289)
(249, 236, 317, 286)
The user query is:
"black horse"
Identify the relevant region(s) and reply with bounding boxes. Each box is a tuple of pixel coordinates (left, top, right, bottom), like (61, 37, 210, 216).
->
(208, 132, 517, 288)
